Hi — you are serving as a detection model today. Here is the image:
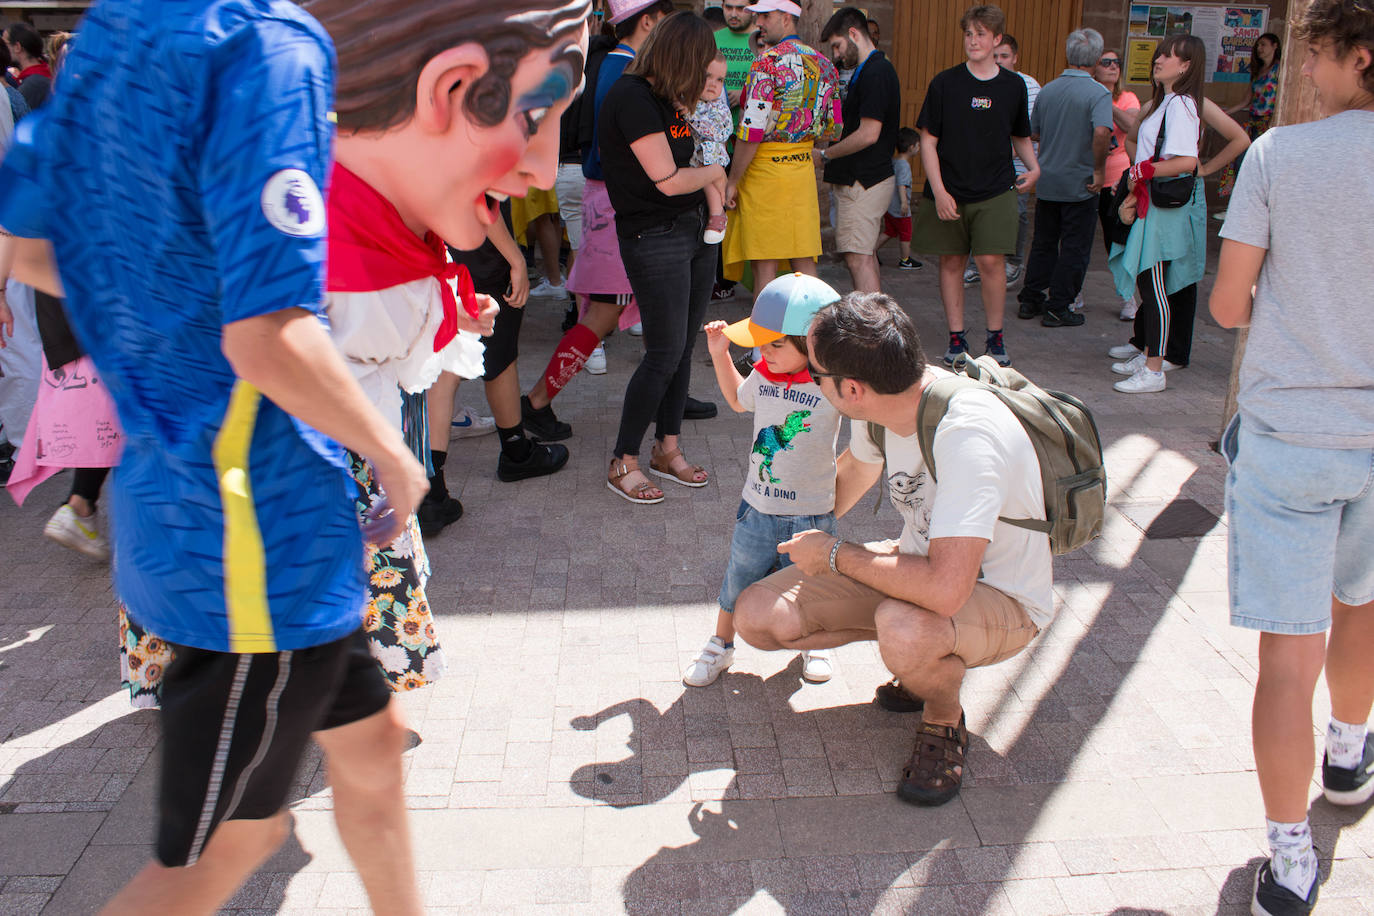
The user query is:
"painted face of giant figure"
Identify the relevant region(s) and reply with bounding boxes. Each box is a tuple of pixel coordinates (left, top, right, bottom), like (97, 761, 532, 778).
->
(303, 0, 592, 250)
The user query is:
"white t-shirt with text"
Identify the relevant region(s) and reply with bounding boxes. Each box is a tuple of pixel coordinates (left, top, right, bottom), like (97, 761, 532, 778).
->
(737, 369, 841, 516)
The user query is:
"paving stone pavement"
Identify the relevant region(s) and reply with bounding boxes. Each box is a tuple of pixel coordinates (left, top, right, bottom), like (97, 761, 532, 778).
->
(3, 228, 1372, 915)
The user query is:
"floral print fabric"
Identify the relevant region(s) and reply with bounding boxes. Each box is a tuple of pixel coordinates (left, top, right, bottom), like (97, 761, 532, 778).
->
(116, 451, 445, 706)
(350, 450, 445, 691)
(736, 37, 842, 145)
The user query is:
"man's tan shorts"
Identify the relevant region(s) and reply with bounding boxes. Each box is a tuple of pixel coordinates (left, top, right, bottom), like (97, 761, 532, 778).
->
(750, 562, 1039, 668)
(832, 176, 896, 255)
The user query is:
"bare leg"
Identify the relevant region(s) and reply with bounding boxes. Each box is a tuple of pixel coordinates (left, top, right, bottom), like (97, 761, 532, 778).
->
(314, 701, 422, 916)
(484, 362, 521, 429)
(843, 251, 881, 294)
(713, 607, 736, 642)
(1326, 597, 1374, 736)
(899, 238, 911, 261)
(789, 257, 818, 277)
(69, 494, 95, 517)
(527, 299, 623, 409)
(532, 213, 563, 286)
(972, 252, 1006, 330)
(101, 814, 290, 916)
(1252, 631, 1326, 822)
(427, 371, 460, 456)
(874, 599, 965, 727)
(751, 259, 779, 300)
(938, 255, 966, 333)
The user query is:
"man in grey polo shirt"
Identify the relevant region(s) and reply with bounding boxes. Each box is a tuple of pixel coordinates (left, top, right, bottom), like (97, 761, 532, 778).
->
(1015, 28, 1112, 328)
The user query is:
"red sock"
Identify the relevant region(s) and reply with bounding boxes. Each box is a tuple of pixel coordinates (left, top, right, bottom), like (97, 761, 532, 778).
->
(542, 323, 601, 400)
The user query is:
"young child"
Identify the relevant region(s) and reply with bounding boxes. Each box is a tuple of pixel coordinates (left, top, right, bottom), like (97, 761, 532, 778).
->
(687, 52, 733, 244)
(685, 273, 844, 687)
(876, 126, 921, 270)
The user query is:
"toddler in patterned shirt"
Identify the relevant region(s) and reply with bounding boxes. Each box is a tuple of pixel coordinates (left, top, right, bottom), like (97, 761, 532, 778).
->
(686, 52, 733, 244)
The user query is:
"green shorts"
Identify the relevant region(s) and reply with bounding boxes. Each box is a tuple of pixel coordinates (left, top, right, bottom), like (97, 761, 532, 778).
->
(912, 188, 1019, 257)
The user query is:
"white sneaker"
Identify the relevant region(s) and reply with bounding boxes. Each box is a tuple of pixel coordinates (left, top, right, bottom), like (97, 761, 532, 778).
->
(585, 344, 607, 375)
(529, 279, 567, 298)
(1113, 366, 1166, 393)
(962, 267, 981, 286)
(1068, 291, 1084, 313)
(628, 322, 643, 337)
(450, 405, 497, 439)
(801, 649, 833, 683)
(1118, 294, 1138, 321)
(1111, 353, 1182, 375)
(45, 504, 110, 560)
(1107, 343, 1141, 360)
(684, 636, 734, 687)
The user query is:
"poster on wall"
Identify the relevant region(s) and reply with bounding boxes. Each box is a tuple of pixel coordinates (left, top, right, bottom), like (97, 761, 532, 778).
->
(1126, 4, 1269, 83)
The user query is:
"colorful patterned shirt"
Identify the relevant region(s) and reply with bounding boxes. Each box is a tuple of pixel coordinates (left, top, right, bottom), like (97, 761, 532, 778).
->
(736, 36, 842, 145)
(1248, 68, 1279, 120)
(0, 0, 366, 653)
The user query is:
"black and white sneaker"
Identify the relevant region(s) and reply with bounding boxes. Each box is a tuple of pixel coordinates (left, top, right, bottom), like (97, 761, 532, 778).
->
(1251, 860, 1318, 916)
(1322, 732, 1374, 806)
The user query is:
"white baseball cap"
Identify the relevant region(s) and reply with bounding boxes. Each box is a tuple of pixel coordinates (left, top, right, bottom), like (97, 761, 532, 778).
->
(745, 0, 803, 16)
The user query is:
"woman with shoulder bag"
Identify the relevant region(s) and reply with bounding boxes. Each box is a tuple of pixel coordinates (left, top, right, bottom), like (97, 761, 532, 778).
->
(599, 12, 725, 504)
(1106, 35, 1213, 394)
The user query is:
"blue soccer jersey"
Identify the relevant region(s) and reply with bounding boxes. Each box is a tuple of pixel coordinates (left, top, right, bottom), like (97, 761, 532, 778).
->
(0, 0, 366, 652)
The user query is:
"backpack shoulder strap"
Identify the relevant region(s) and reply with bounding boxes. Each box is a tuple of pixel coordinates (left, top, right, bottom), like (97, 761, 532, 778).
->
(866, 421, 886, 514)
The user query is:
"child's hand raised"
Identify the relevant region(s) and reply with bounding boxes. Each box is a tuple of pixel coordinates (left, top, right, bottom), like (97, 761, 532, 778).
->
(703, 320, 732, 357)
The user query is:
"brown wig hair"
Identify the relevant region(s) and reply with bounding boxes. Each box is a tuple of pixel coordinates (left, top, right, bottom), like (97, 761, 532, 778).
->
(302, 0, 592, 133)
(626, 12, 716, 108)
(1149, 33, 1206, 117)
(958, 5, 1006, 40)
(1296, 0, 1374, 93)
(810, 293, 925, 395)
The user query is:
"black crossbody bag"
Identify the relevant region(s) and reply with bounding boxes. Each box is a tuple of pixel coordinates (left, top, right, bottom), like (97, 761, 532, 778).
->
(1149, 102, 1197, 209)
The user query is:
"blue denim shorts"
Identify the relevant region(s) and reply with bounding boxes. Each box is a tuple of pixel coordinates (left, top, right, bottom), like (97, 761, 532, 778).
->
(719, 501, 838, 612)
(1224, 418, 1374, 634)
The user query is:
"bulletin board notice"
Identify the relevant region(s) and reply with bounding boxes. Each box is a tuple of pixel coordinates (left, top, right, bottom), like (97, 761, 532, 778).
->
(1126, 4, 1269, 83)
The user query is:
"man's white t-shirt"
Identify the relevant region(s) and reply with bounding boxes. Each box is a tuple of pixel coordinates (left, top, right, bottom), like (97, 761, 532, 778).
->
(848, 383, 1055, 627)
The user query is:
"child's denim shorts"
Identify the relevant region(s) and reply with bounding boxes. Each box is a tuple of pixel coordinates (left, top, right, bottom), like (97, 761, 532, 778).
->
(719, 501, 838, 613)
(1224, 417, 1374, 634)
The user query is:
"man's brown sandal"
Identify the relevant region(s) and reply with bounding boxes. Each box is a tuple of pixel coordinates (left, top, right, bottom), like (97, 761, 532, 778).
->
(874, 678, 925, 713)
(648, 446, 708, 488)
(896, 713, 968, 807)
(607, 460, 664, 505)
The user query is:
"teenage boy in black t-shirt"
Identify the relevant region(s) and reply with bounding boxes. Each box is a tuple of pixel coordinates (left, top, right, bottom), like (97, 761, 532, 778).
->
(818, 6, 902, 294)
(913, 4, 1038, 368)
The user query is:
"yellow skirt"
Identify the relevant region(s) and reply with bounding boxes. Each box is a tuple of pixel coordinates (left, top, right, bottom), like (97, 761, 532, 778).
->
(722, 141, 820, 282)
(511, 185, 561, 247)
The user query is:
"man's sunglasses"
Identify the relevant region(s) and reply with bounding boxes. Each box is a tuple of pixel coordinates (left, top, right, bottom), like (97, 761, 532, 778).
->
(1099, 58, 1121, 67)
(806, 358, 850, 382)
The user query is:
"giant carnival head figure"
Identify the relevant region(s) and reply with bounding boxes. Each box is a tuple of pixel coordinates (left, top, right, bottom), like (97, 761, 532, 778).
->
(302, 0, 592, 250)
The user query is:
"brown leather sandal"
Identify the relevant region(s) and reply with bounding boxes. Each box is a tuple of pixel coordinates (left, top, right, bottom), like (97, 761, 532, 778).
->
(607, 459, 664, 505)
(896, 713, 968, 807)
(648, 446, 709, 488)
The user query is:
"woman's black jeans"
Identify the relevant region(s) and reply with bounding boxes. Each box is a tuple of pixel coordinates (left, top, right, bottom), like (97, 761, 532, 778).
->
(613, 207, 717, 460)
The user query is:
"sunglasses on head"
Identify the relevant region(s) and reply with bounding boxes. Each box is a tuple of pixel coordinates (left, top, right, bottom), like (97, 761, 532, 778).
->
(1099, 58, 1121, 66)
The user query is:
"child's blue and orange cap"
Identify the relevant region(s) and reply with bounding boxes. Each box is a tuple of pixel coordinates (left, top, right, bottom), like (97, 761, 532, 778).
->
(722, 273, 842, 348)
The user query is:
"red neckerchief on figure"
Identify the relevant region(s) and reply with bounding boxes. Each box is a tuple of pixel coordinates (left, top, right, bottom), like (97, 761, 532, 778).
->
(753, 359, 812, 390)
(325, 162, 476, 353)
(17, 62, 52, 82)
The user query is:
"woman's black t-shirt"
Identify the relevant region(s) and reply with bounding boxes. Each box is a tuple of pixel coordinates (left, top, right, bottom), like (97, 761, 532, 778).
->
(598, 74, 704, 238)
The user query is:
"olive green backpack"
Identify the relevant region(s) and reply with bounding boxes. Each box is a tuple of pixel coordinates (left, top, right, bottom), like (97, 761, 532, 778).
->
(867, 354, 1106, 556)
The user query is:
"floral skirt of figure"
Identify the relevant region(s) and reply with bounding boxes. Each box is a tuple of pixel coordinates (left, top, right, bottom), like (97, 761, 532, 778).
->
(349, 450, 446, 691)
(115, 456, 447, 707)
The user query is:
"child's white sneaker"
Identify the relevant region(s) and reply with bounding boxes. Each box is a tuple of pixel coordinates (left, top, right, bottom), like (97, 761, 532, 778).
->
(703, 213, 728, 245)
(684, 636, 734, 687)
(801, 649, 833, 683)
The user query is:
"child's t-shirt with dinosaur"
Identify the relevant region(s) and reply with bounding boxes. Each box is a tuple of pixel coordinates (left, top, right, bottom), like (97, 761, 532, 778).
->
(737, 365, 841, 516)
